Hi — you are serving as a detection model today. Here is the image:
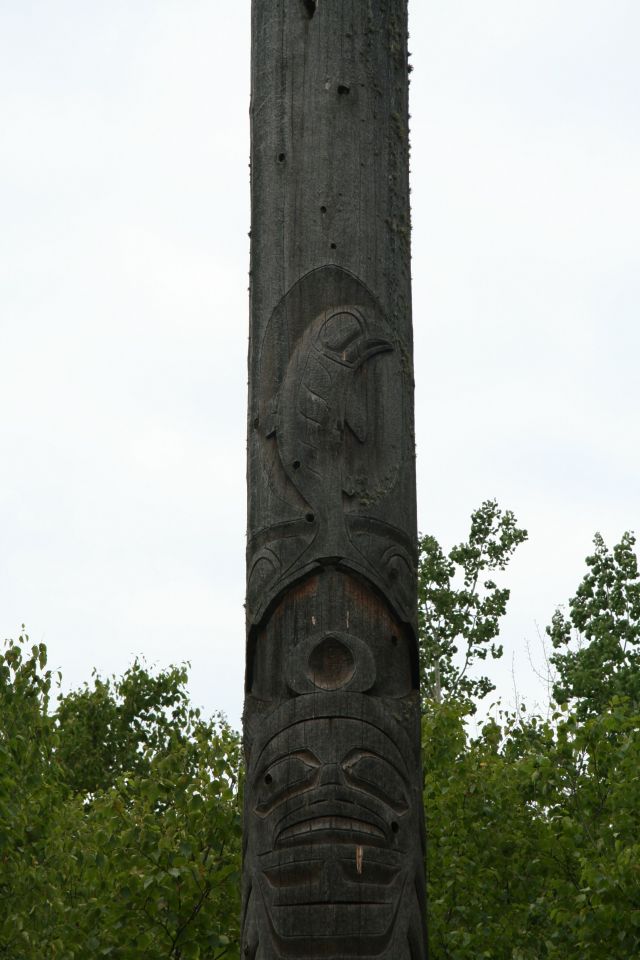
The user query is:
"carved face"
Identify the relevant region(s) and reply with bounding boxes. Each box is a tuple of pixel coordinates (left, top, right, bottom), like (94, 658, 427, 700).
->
(243, 694, 424, 959)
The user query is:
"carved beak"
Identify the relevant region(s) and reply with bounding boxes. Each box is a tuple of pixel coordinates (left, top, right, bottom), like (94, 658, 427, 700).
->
(343, 336, 393, 366)
(361, 336, 393, 358)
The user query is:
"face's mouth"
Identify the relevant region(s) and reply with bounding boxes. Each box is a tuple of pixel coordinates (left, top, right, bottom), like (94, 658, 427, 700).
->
(276, 815, 386, 848)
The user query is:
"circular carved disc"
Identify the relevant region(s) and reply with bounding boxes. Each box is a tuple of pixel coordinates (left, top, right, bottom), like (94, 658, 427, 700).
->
(308, 635, 355, 690)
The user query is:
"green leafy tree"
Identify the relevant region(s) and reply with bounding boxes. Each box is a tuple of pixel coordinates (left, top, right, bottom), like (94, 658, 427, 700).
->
(5, 518, 640, 958)
(423, 703, 553, 959)
(549, 531, 640, 718)
(55, 659, 199, 795)
(422, 523, 640, 959)
(57, 714, 242, 959)
(537, 699, 640, 958)
(418, 499, 527, 709)
(423, 698, 640, 959)
(0, 633, 242, 959)
(0, 631, 64, 955)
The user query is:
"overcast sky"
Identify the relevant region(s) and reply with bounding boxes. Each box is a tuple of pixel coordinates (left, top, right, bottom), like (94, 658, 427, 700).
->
(2, 1, 638, 728)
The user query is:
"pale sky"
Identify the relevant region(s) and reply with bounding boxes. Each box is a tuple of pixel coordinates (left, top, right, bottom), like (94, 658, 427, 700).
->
(2, 1, 639, 728)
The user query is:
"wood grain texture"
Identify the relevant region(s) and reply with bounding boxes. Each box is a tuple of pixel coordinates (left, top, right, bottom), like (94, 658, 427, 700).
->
(244, 2, 426, 956)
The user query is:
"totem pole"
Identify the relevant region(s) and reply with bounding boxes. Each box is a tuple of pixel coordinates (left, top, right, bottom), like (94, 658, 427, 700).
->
(243, 2, 427, 957)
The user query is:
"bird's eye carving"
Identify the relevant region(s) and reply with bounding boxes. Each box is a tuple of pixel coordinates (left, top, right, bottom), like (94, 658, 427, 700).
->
(321, 312, 362, 352)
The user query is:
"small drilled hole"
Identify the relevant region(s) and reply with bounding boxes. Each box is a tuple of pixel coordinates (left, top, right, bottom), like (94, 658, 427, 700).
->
(264, 773, 273, 785)
(305, 513, 315, 523)
(293, 460, 301, 470)
(278, 152, 286, 163)
(320, 205, 327, 214)
(330, 242, 337, 250)
(391, 821, 399, 834)
(337, 83, 350, 96)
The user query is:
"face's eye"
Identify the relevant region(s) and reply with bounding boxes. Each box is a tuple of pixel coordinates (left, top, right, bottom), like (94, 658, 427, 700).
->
(254, 750, 320, 816)
(342, 750, 409, 815)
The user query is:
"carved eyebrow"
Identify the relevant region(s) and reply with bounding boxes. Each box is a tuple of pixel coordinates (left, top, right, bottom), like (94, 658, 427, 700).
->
(260, 749, 321, 774)
(341, 752, 410, 815)
(253, 720, 316, 764)
(341, 749, 410, 791)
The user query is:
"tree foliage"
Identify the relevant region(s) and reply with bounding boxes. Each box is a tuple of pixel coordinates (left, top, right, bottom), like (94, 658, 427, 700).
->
(3, 520, 640, 957)
(422, 524, 640, 959)
(418, 499, 528, 709)
(0, 634, 242, 959)
(424, 696, 640, 958)
(55, 659, 198, 795)
(549, 530, 640, 718)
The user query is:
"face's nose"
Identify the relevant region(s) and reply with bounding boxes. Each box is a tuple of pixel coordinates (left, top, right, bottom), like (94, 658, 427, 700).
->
(318, 762, 345, 788)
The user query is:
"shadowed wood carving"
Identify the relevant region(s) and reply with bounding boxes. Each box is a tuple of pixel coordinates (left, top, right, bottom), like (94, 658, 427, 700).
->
(244, 1, 426, 956)
(247, 267, 415, 633)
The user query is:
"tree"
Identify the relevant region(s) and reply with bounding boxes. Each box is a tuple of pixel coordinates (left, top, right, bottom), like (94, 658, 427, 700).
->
(421, 523, 640, 959)
(423, 702, 553, 959)
(55, 659, 200, 796)
(0, 632, 62, 955)
(0, 631, 242, 959)
(418, 499, 528, 709)
(4, 523, 640, 958)
(549, 531, 640, 718)
(423, 698, 640, 959)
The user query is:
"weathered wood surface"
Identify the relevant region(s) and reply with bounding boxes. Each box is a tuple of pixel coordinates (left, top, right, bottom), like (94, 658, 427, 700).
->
(243, 2, 426, 957)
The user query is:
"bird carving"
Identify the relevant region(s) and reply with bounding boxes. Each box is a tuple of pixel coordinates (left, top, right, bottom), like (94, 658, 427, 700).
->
(265, 307, 393, 562)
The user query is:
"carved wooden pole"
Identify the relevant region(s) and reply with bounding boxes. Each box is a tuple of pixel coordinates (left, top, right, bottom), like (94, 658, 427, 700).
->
(243, 2, 427, 957)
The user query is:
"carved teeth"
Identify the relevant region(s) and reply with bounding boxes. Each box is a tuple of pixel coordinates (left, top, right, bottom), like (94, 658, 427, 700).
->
(277, 816, 385, 846)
